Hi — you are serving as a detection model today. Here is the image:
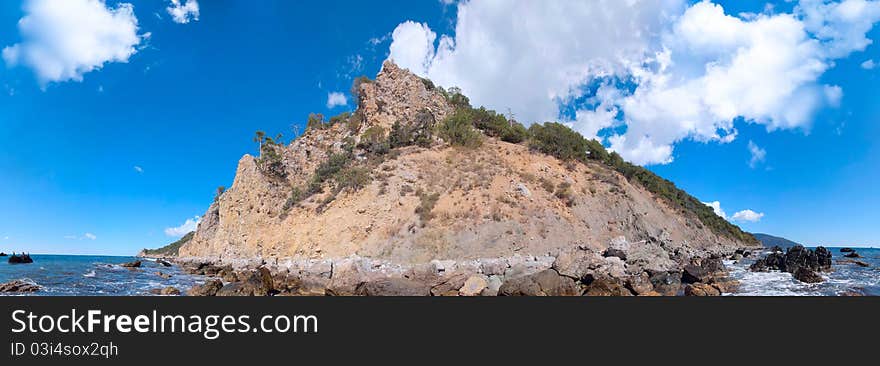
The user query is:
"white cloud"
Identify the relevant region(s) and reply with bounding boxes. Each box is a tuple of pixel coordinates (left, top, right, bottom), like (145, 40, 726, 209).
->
(166, 0, 199, 24)
(2, 0, 144, 85)
(862, 59, 876, 69)
(65, 233, 97, 240)
(164, 216, 200, 237)
(748, 140, 766, 168)
(732, 209, 764, 222)
(703, 201, 727, 219)
(133, 165, 144, 173)
(385, 0, 880, 165)
(326, 92, 348, 109)
(704, 201, 764, 222)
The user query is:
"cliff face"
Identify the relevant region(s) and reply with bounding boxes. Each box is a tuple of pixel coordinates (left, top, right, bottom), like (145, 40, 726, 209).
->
(178, 61, 758, 292)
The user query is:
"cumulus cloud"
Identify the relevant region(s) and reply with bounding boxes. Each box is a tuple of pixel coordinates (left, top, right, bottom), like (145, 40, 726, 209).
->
(166, 0, 199, 24)
(862, 59, 876, 69)
(704, 201, 764, 222)
(164, 216, 200, 237)
(386, 0, 880, 165)
(83, 232, 97, 240)
(133, 165, 144, 173)
(2, 0, 144, 85)
(748, 141, 767, 168)
(732, 209, 765, 222)
(703, 201, 728, 219)
(326, 92, 348, 108)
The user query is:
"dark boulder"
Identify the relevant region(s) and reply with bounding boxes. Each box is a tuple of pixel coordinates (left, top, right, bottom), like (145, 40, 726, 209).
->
(498, 269, 581, 296)
(751, 245, 832, 277)
(354, 278, 431, 296)
(844, 252, 861, 258)
(217, 272, 272, 296)
(682, 256, 726, 284)
(649, 271, 682, 296)
(793, 267, 823, 283)
(0, 252, 7, 256)
(839, 248, 854, 253)
(156, 259, 172, 267)
(8, 254, 34, 264)
(602, 248, 627, 261)
(187, 279, 223, 296)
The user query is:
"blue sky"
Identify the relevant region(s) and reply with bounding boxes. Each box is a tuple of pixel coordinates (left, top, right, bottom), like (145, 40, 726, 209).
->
(0, 0, 877, 255)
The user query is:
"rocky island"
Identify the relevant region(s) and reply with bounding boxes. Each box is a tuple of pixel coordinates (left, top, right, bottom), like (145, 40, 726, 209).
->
(145, 61, 765, 296)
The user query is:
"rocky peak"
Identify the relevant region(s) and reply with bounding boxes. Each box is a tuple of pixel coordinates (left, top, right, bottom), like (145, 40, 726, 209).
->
(356, 60, 453, 134)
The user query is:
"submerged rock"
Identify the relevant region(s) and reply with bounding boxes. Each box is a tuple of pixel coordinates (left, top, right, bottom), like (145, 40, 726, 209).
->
(844, 252, 861, 258)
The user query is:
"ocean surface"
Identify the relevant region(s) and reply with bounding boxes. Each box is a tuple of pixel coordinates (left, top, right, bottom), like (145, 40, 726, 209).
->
(727, 247, 880, 296)
(0, 255, 203, 296)
(1, 248, 878, 296)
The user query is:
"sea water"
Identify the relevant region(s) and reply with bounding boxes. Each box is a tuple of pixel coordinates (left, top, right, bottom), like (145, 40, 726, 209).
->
(0, 254, 203, 296)
(727, 247, 880, 296)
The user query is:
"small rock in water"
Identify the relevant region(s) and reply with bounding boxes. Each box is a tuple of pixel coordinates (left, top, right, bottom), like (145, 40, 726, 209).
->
(844, 252, 861, 258)
(120, 260, 141, 268)
(839, 248, 854, 253)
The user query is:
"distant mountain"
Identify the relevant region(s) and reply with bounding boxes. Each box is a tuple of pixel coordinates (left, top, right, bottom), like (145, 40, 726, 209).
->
(751, 233, 801, 249)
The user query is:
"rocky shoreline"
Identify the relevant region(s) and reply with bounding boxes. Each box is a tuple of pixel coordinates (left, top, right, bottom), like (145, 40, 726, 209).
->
(172, 241, 753, 297)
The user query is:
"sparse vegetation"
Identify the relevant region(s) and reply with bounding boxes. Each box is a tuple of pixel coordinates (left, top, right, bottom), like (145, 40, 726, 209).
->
(350, 75, 373, 102)
(306, 113, 326, 130)
(359, 126, 389, 155)
(389, 111, 435, 148)
(415, 190, 441, 223)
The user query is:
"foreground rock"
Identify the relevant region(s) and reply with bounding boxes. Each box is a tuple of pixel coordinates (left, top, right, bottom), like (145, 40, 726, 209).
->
(498, 270, 581, 296)
(0, 280, 40, 293)
(178, 244, 753, 296)
(187, 279, 223, 296)
(750, 245, 832, 283)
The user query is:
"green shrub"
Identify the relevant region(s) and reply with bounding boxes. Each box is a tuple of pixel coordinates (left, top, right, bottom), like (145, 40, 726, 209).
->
(471, 107, 528, 143)
(258, 144, 286, 178)
(438, 110, 482, 148)
(444, 87, 471, 110)
(528, 122, 589, 162)
(141, 231, 194, 257)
